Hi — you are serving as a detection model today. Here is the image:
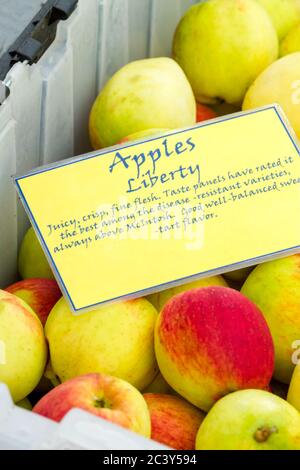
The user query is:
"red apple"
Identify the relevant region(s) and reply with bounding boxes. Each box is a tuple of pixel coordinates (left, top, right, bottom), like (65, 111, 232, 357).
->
(6, 278, 61, 326)
(144, 393, 205, 450)
(33, 373, 151, 437)
(196, 103, 217, 122)
(155, 286, 274, 411)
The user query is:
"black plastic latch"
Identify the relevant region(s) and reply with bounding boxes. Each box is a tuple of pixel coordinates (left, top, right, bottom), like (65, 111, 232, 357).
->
(52, 0, 78, 20)
(0, 0, 78, 82)
(14, 38, 44, 62)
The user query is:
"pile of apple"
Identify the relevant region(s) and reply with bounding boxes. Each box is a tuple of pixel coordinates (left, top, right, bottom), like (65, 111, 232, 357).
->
(2, 229, 300, 450)
(2, 0, 300, 451)
(89, 0, 300, 147)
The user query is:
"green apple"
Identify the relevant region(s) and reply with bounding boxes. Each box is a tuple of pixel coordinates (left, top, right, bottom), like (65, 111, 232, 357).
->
(196, 389, 300, 450)
(89, 58, 196, 149)
(243, 53, 300, 140)
(173, 0, 278, 105)
(256, 0, 300, 41)
(45, 297, 158, 391)
(18, 227, 54, 280)
(241, 255, 300, 383)
(280, 23, 300, 56)
(0, 290, 47, 402)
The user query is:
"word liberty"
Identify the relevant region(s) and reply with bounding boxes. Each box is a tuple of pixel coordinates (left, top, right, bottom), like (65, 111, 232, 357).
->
(109, 136, 200, 193)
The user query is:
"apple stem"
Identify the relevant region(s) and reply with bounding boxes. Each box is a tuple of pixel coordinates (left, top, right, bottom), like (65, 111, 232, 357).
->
(94, 398, 107, 408)
(254, 426, 278, 443)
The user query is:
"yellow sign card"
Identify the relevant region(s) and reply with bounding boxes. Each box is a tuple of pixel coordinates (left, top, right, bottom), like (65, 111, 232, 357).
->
(16, 106, 300, 313)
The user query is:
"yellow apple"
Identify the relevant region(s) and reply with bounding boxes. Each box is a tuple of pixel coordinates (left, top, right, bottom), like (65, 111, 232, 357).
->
(147, 275, 227, 312)
(287, 362, 300, 411)
(46, 297, 158, 390)
(196, 389, 300, 450)
(89, 57, 196, 149)
(173, 0, 278, 105)
(33, 373, 151, 437)
(241, 255, 300, 383)
(243, 53, 300, 139)
(256, 0, 300, 41)
(0, 290, 47, 402)
(18, 227, 54, 280)
(280, 23, 300, 56)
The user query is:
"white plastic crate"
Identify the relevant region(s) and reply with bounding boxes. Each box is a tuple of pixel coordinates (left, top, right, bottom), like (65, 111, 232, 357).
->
(0, 0, 198, 450)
